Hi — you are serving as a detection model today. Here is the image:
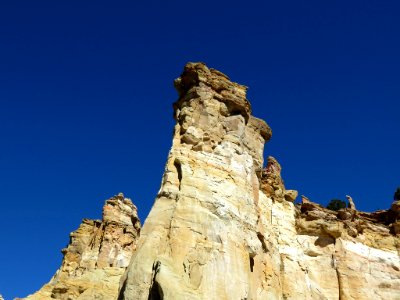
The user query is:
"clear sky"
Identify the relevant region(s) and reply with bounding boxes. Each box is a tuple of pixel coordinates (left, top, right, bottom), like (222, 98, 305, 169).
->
(1, 1, 399, 299)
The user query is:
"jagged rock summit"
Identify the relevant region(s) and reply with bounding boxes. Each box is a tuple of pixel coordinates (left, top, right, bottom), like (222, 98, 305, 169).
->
(118, 62, 400, 300)
(19, 193, 141, 300)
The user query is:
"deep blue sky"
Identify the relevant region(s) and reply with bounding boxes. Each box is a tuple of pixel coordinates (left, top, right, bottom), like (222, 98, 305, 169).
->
(1, 1, 399, 299)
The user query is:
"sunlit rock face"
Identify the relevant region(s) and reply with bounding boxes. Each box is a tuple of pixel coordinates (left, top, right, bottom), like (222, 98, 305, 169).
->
(287, 199, 400, 300)
(19, 193, 140, 300)
(119, 63, 400, 300)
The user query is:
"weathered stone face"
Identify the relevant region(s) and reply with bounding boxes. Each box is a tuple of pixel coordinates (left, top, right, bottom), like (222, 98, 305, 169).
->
(18, 63, 400, 300)
(18, 194, 140, 300)
(119, 63, 274, 300)
(172, 63, 271, 167)
(119, 63, 400, 300)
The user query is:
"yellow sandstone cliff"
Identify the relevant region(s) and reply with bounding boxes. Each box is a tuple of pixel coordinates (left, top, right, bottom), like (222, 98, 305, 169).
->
(20, 63, 400, 300)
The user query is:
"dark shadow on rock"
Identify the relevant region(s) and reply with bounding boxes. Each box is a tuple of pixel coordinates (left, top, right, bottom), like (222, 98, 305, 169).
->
(314, 236, 335, 247)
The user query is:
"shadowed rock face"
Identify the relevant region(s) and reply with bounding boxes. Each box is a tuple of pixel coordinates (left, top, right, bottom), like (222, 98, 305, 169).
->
(19, 194, 140, 300)
(119, 63, 400, 300)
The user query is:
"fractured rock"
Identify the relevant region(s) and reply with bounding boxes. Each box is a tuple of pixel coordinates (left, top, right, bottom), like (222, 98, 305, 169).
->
(22, 63, 400, 300)
(19, 194, 141, 300)
(260, 156, 297, 202)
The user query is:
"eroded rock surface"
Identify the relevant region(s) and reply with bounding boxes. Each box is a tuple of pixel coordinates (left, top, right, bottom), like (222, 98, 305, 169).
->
(261, 156, 298, 203)
(295, 198, 400, 299)
(20, 63, 399, 300)
(119, 63, 400, 300)
(19, 193, 140, 300)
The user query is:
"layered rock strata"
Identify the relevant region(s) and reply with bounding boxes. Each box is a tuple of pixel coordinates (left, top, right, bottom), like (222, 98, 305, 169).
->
(294, 198, 400, 299)
(20, 193, 140, 300)
(119, 63, 400, 300)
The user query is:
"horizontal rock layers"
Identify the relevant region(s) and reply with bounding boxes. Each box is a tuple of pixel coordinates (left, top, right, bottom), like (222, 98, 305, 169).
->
(294, 198, 400, 299)
(118, 63, 400, 300)
(19, 193, 140, 300)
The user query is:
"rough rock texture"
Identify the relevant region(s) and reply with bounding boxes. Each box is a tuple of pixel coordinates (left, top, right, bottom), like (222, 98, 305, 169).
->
(295, 198, 400, 299)
(119, 63, 400, 300)
(20, 193, 140, 300)
(261, 156, 298, 203)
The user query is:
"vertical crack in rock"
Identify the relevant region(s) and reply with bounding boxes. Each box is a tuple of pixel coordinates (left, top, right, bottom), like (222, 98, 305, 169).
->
(331, 253, 342, 300)
(257, 232, 268, 252)
(249, 255, 255, 273)
(173, 159, 182, 191)
(148, 262, 163, 300)
(335, 264, 343, 300)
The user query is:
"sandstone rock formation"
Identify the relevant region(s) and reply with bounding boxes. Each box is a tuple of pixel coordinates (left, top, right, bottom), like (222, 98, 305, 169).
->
(261, 156, 298, 203)
(296, 198, 400, 299)
(18, 63, 400, 300)
(19, 193, 140, 300)
(118, 63, 400, 300)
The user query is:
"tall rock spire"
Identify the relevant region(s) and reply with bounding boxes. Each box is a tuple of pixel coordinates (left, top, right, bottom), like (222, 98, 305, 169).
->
(14, 63, 400, 300)
(119, 63, 400, 300)
(119, 62, 274, 299)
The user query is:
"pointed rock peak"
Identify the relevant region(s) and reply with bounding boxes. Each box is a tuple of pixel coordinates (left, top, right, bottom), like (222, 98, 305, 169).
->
(103, 193, 140, 227)
(345, 195, 356, 210)
(261, 156, 297, 202)
(301, 195, 311, 203)
(19, 194, 141, 300)
(265, 156, 282, 175)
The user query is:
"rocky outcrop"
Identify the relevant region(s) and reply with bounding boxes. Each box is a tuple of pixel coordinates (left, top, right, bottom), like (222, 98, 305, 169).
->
(261, 156, 298, 203)
(119, 62, 277, 299)
(295, 198, 400, 299)
(19, 63, 399, 300)
(19, 193, 140, 300)
(118, 63, 400, 300)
